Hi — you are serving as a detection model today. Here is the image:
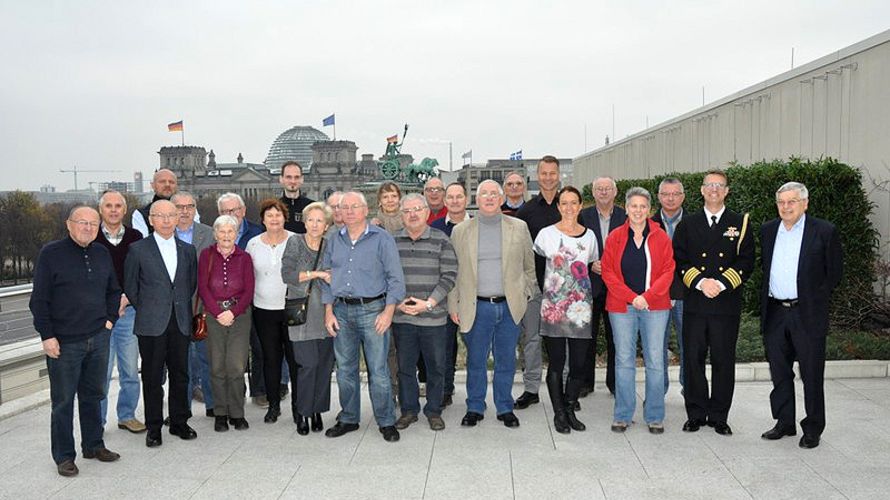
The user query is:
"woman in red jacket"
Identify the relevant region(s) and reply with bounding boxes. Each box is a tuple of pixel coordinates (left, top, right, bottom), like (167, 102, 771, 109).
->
(601, 187, 675, 434)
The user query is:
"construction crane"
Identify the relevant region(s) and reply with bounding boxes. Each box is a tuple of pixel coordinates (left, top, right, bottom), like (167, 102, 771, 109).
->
(59, 165, 121, 191)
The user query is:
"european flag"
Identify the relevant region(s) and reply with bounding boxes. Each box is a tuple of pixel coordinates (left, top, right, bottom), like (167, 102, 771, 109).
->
(323, 114, 335, 127)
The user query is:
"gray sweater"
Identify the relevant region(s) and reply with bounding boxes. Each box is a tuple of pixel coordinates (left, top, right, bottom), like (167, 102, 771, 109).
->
(280, 234, 327, 342)
(476, 213, 505, 297)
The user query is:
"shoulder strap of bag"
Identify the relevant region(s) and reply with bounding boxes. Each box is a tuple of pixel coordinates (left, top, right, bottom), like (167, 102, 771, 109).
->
(304, 238, 325, 297)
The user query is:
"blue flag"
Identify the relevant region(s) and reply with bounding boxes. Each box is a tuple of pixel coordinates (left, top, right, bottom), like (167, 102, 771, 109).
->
(322, 114, 335, 127)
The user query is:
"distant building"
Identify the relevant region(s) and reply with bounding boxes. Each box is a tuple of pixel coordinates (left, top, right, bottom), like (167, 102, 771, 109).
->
(264, 126, 330, 172)
(457, 157, 572, 205)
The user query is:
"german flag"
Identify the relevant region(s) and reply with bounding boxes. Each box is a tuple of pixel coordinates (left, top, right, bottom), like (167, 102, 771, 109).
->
(168, 121, 183, 132)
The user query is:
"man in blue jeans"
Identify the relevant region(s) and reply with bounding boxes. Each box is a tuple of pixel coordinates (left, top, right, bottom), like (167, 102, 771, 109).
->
(94, 190, 146, 434)
(322, 191, 406, 442)
(392, 194, 458, 431)
(30, 206, 122, 477)
(449, 180, 538, 429)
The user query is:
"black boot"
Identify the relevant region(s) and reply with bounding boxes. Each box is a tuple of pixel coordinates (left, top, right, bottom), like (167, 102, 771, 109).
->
(296, 414, 310, 435)
(264, 401, 281, 423)
(546, 370, 570, 434)
(311, 413, 324, 432)
(565, 377, 587, 431)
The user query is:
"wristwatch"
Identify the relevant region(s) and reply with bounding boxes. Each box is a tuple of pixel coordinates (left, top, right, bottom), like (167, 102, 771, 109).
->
(425, 301, 434, 312)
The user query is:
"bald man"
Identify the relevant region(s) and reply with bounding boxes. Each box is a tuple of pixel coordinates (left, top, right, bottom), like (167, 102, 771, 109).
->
(132, 169, 199, 237)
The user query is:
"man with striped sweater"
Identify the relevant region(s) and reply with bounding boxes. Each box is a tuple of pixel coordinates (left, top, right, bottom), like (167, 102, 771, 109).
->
(392, 193, 459, 431)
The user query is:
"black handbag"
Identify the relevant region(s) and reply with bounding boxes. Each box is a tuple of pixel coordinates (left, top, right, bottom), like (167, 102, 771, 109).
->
(284, 238, 324, 327)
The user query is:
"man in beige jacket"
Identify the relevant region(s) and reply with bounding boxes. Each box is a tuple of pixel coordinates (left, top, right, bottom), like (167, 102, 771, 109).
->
(448, 180, 537, 428)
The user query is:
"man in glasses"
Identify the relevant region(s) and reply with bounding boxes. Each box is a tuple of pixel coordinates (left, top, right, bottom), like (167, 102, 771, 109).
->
(31, 206, 122, 476)
(124, 200, 199, 447)
(424, 177, 448, 224)
(652, 178, 687, 395)
(172, 192, 215, 418)
(500, 171, 527, 216)
(392, 194, 458, 431)
(217, 192, 262, 250)
(450, 180, 537, 428)
(673, 169, 754, 437)
(322, 191, 406, 442)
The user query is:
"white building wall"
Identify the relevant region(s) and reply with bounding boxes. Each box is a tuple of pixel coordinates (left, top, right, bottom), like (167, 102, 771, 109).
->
(574, 29, 890, 259)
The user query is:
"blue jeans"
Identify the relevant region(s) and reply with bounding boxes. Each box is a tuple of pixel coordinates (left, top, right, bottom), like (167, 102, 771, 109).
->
(393, 323, 446, 417)
(332, 299, 396, 427)
(610, 308, 669, 424)
(664, 299, 685, 393)
(188, 339, 214, 410)
(465, 301, 520, 415)
(47, 329, 110, 464)
(101, 306, 140, 424)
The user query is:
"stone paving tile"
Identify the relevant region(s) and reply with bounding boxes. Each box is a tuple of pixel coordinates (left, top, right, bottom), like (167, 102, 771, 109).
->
(3, 377, 890, 499)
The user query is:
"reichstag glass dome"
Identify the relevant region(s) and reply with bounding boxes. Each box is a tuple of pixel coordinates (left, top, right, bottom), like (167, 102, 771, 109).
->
(264, 125, 330, 171)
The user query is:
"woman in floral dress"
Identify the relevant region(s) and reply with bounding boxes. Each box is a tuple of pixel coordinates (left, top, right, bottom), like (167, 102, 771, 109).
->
(533, 186, 599, 434)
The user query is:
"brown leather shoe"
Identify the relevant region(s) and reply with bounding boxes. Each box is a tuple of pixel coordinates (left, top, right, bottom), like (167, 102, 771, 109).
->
(117, 419, 147, 433)
(83, 447, 121, 462)
(57, 460, 79, 477)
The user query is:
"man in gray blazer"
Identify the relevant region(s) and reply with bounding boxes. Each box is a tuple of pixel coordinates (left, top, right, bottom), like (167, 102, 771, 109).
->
(171, 192, 215, 417)
(124, 200, 198, 447)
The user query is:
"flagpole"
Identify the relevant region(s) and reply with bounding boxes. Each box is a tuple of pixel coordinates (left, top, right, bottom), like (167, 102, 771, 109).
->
(181, 127, 185, 146)
(333, 122, 336, 141)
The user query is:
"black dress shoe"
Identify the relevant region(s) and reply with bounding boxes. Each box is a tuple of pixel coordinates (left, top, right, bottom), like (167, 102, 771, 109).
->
(442, 393, 453, 407)
(579, 386, 593, 398)
(713, 422, 733, 436)
(761, 424, 796, 440)
(799, 434, 820, 449)
(205, 409, 215, 418)
(163, 417, 170, 427)
(57, 459, 79, 477)
(82, 447, 120, 462)
(296, 414, 310, 435)
(379, 425, 400, 442)
(325, 422, 360, 438)
(682, 418, 706, 432)
(497, 412, 520, 428)
(264, 406, 281, 424)
(311, 413, 324, 432)
(214, 416, 229, 432)
(514, 392, 540, 410)
(460, 411, 484, 427)
(145, 432, 162, 447)
(230, 418, 249, 431)
(170, 424, 198, 440)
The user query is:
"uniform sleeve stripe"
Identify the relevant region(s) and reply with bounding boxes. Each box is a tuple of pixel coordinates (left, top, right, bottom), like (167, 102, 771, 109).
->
(683, 268, 701, 288)
(722, 268, 742, 288)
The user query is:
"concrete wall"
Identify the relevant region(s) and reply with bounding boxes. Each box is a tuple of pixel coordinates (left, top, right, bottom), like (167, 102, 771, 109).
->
(573, 29, 890, 260)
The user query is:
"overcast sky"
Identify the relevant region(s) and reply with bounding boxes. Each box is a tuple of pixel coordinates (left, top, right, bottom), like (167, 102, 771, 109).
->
(1, 1, 888, 191)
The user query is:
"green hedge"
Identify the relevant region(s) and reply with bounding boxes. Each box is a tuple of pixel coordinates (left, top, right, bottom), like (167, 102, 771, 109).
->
(581, 157, 880, 327)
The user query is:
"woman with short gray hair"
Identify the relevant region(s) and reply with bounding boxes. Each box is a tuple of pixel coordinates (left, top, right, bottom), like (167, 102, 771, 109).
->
(198, 215, 255, 432)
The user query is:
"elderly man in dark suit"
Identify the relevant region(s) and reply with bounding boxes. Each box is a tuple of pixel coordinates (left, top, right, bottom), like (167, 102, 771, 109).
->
(124, 199, 198, 447)
(760, 182, 842, 449)
(579, 176, 627, 396)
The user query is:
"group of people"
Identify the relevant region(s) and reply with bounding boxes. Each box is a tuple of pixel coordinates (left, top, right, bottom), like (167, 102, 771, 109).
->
(30, 156, 842, 478)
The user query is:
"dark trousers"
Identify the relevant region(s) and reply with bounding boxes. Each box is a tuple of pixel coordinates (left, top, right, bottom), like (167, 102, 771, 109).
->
(444, 317, 459, 395)
(138, 313, 191, 432)
(393, 323, 447, 417)
(682, 312, 740, 423)
(47, 330, 110, 464)
(544, 336, 591, 408)
(586, 294, 615, 393)
(248, 323, 265, 397)
(292, 338, 335, 416)
(764, 302, 826, 436)
(253, 307, 298, 409)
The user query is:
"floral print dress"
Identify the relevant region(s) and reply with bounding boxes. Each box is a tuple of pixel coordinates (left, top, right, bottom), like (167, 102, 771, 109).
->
(533, 225, 599, 339)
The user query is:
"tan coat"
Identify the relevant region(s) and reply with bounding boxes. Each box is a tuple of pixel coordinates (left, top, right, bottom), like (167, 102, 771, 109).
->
(447, 215, 538, 333)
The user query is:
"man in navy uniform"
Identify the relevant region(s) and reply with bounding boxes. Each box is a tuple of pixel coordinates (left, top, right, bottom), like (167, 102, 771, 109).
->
(673, 169, 754, 436)
(759, 182, 842, 449)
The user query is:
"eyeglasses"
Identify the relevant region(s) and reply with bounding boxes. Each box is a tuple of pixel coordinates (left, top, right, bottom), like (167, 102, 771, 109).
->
(150, 213, 177, 220)
(659, 192, 684, 198)
(594, 187, 614, 193)
(338, 203, 366, 211)
(505, 182, 524, 188)
(175, 204, 196, 211)
(702, 182, 726, 190)
(220, 207, 243, 215)
(776, 198, 802, 207)
(478, 192, 500, 199)
(424, 187, 444, 193)
(400, 206, 427, 214)
(70, 220, 99, 229)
